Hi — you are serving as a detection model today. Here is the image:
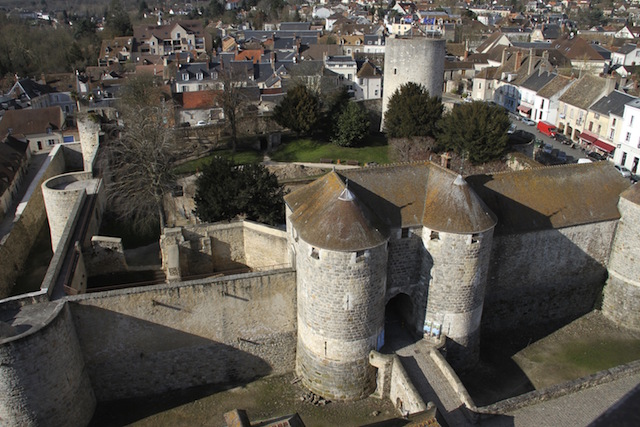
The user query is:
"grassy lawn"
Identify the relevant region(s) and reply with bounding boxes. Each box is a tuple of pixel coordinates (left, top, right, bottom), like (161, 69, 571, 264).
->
(173, 149, 263, 175)
(270, 134, 390, 164)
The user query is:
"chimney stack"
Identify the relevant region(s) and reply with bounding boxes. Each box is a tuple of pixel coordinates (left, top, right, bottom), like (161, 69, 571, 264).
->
(528, 48, 535, 75)
(515, 50, 523, 72)
(604, 76, 617, 95)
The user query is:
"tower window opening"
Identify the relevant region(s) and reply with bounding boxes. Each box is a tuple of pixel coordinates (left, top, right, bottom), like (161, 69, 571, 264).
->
(355, 250, 366, 262)
(470, 233, 480, 244)
(311, 247, 319, 259)
(430, 230, 440, 240)
(401, 228, 410, 238)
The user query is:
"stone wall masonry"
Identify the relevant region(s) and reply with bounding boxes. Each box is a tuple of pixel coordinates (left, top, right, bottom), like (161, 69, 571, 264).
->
(68, 269, 297, 401)
(369, 351, 427, 415)
(0, 302, 96, 427)
(421, 229, 493, 368)
(85, 236, 129, 276)
(161, 221, 290, 279)
(473, 359, 640, 418)
(242, 221, 289, 269)
(602, 196, 640, 329)
(295, 238, 388, 400)
(386, 228, 423, 290)
(483, 221, 616, 333)
(0, 146, 67, 298)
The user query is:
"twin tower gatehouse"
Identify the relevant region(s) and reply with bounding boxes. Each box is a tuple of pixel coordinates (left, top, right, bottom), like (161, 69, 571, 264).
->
(284, 163, 497, 400)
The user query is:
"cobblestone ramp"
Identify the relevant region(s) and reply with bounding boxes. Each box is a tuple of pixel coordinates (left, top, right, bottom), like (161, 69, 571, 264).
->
(395, 341, 473, 427)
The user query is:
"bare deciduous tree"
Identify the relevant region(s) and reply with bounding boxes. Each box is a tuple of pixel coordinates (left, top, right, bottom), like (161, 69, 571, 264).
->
(105, 74, 178, 233)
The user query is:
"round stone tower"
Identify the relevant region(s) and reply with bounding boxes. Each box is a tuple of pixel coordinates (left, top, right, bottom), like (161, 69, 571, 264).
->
(77, 113, 101, 173)
(0, 302, 96, 426)
(602, 183, 640, 330)
(42, 172, 99, 252)
(420, 174, 496, 370)
(381, 35, 446, 130)
(285, 172, 390, 400)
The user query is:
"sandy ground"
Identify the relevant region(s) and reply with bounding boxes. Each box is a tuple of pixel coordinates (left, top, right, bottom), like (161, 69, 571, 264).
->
(90, 373, 400, 427)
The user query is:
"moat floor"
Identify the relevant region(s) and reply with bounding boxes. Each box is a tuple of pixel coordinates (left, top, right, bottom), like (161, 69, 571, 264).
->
(461, 310, 640, 406)
(90, 373, 400, 427)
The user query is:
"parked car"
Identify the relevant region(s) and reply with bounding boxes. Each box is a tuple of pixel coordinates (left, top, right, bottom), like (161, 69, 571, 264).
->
(507, 123, 516, 134)
(543, 143, 553, 154)
(522, 118, 535, 126)
(577, 158, 593, 164)
(557, 151, 567, 163)
(555, 133, 571, 145)
(195, 120, 208, 126)
(587, 151, 606, 161)
(615, 164, 632, 178)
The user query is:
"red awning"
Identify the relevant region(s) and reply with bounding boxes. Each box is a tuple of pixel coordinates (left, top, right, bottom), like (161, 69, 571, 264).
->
(517, 105, 532, 113)
(592, 139, 615, 153)
(578, 131, 598, 144)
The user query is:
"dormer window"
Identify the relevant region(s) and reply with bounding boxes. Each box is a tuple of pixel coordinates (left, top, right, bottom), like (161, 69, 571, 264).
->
(196, 72, 203, 80)
(401, 228, 410, 238)
(46, 127, 52, 134)
(182, 73, 189, 81)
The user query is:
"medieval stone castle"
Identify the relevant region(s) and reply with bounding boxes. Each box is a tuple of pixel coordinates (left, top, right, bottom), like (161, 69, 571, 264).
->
(1, 37, 640, 424)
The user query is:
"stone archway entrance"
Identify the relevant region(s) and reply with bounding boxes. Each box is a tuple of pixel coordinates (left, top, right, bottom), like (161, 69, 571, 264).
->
(384, 293, 417, 352)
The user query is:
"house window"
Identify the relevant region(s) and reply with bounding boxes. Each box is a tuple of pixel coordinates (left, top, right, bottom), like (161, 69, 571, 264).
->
(393, 68, 397, 75)
(626, 132, 631, 142)
(374, 90, 378, 96)
(430, 230, 440, 241)
(597, 124, 601, 135)
(613, 118, 617, 126)
(401, 228, 410, 238)
(632, 116, 635, 126)
(588, 122, 593, 131)
(479, 83, 482, 89)
(311, 247, 319, 260)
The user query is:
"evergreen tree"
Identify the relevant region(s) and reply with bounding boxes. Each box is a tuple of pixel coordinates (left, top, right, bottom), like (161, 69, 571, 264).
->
(384, 82, 443, 138)
(272, 84, 320, 135)
(194, 157, 285, 225)
(437, 101, 510, 165)
(332, 102, 370, 147)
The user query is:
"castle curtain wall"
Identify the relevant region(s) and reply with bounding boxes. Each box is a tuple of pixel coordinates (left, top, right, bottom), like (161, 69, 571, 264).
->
(482, 220, 617, 334)
(69, 269, 296, 401)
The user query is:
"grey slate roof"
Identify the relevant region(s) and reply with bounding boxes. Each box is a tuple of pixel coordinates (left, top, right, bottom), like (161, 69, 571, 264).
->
(466, 162, 631, 235)
(521, 71, 557, 92)
(616, 43, 638, 55)
(285, 163, 498, 251)
(558, 74, 609, 110)
(589, 91, 637, 117)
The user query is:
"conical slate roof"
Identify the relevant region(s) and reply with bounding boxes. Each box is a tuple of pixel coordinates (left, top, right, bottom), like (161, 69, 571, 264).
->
(285, 163, 498, 250)
(285, 171, 389, 251)
(340, 163, 496, 233)
(421, 167, 497, 233)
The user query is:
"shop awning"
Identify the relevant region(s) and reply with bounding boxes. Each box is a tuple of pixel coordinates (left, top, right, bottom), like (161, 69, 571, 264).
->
(592, 139, 616, 153)
(578, 131, 597, 144)
(517, 105, 532, 113)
